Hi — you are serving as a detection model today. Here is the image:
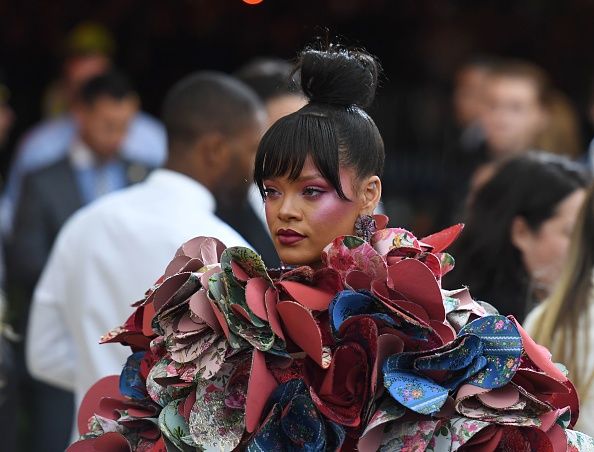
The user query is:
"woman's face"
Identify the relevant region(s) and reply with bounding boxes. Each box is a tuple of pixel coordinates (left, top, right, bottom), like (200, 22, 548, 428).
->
(514, 188, 586, 294)
(263, 157, 370, 266)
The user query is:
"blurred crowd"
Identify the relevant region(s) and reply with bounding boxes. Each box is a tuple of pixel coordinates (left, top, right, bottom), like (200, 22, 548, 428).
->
(2, 21, 594, 450)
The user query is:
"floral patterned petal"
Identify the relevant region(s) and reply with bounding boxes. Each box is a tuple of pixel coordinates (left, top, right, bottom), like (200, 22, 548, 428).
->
(459, 315, 522, 389)
(158, 399, 195, 450)
(378, 419, 440, 451)
(188, 362, 246, 451)
(120, 351, 148, 400)
(220, 246, 271, 281)
(383, 369, 448, 415)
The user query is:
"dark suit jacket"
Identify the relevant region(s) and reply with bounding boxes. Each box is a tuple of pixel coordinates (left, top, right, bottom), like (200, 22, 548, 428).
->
(6, 155, 150, 332)
(217, 201, 280, 267)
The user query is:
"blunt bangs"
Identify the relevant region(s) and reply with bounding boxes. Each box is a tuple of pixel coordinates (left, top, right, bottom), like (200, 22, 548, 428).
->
(254, 110, 349, 200)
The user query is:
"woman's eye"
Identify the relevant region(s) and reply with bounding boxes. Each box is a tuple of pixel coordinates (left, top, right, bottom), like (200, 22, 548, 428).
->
(303, 187, 325, 197)
(263, 187, 280, 199)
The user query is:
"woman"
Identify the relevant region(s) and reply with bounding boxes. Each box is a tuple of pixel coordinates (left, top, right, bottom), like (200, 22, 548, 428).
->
(525, 183, 594, 436)
(447, 152, 588, 322)
(254, 47, 384, 265)
(71, 46, 594, 451)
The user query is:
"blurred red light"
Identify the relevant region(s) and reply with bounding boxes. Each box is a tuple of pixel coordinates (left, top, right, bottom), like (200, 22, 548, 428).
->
(243, 0, 263, 4)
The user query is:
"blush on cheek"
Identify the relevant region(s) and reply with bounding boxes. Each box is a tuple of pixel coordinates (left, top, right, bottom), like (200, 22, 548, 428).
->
(309, 193, 356, 232)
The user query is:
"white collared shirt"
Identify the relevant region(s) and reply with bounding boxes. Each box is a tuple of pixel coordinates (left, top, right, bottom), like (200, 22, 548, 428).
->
(26, 169, 251, 439)
(69, 139, 97, 169)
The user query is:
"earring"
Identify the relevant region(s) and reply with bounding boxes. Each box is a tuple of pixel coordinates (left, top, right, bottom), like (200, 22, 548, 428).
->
(354, 214, 377, 242)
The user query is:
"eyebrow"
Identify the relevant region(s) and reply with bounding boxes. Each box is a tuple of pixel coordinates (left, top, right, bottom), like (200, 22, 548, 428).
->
(294, 173, 325, 182)
(264, 173, 325, 183)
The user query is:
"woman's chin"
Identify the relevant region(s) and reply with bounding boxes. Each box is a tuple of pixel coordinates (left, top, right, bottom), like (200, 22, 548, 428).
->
(276, 245, 321, 267)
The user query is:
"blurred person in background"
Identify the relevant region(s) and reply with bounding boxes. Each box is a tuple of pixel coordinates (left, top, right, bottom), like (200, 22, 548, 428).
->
(26, 71, 263, 445)
(0, 72, 17, 452)
(536, 90, 583, 159)
(445, 59, 583, 224)
(237, 58, 306, 130)
(0, 71, 15, 289)
(459, 92, 582, 207)
(451, 57, 495, 154)
(6, 70, 150, 452)
(481, 60, 552, 160)
(525, 182, 594, 436)
(217, 58, 307, 266)
(441, 57, 496, 224)
(446, 152, 588, 323)
(42, 22, 114, 119)
(585, 76, 594, 171)
(7, 70, 148, 333)
(0, 74, 15, 153)
(0, 22, 166, 235)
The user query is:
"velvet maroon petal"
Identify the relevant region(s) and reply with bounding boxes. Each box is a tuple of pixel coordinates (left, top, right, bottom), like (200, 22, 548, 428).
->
(308, 343, 369, 427)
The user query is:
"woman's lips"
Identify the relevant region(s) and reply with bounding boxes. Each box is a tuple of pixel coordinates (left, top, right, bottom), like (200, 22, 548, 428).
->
(277, 228, 306, 246)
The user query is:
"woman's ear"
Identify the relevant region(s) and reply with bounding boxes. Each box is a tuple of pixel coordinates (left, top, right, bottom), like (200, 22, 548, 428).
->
(360, 175, 382, 215)
(511, 216, 533, 253)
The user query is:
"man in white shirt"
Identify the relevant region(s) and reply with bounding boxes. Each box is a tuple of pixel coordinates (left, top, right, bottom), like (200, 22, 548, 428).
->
(26, 71, 266, 445)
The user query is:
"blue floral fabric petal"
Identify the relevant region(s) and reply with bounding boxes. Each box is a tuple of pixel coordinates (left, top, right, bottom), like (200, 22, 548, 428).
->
(383, 335, 488, 399)
(414, 334, 487, 393)
(329, 290, 396, 336)
(247, 379, 342, 452)
(442, 355, 488, 392)
(267, 379, 307, 410)
(325, 421, 346, 451)
(458, 315, 522, 389)
(280, 394, 327, 452)
(246, 404, 283, 452)
(414, 334, 483, 372)
(329, 290, 374, 334)
(120, 351, 147, 400)
(383, 369, 448, 415)
(382, 350, 417, 371)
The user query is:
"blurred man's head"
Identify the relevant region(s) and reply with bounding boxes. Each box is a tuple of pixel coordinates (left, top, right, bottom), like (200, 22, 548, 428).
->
(73, 71, 138, 160)
(61, 22, 115, 108)
(453, 57, 496, 128)
(236, 58, 306, 128)
(63, 54, 111, 99)
(481, 60, 551, 159)
(162, 72, 266, 201)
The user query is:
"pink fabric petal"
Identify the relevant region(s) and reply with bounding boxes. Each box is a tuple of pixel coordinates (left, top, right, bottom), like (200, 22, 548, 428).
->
(189, 290, 222, 334)
(246, 277, 270, 321)
(277, 280, 334, 311)
(246, 350, 278, 433)
(477, 385, 520, 409)
(387, 259, 445, 321)
(277, 300, 330, 368)
(420, 223, 464, 253)
(265, 287, 285, 341)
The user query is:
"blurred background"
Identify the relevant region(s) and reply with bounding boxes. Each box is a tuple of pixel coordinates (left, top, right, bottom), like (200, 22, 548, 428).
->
(4, 1, 594, 450)
(1, 0, 594, 231)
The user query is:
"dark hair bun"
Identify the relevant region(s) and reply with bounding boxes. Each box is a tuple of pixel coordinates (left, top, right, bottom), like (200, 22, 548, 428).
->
(298, 46, 379, 109)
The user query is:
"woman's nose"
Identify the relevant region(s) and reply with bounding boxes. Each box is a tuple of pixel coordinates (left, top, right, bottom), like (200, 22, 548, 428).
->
(278, 195, 302, 221)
